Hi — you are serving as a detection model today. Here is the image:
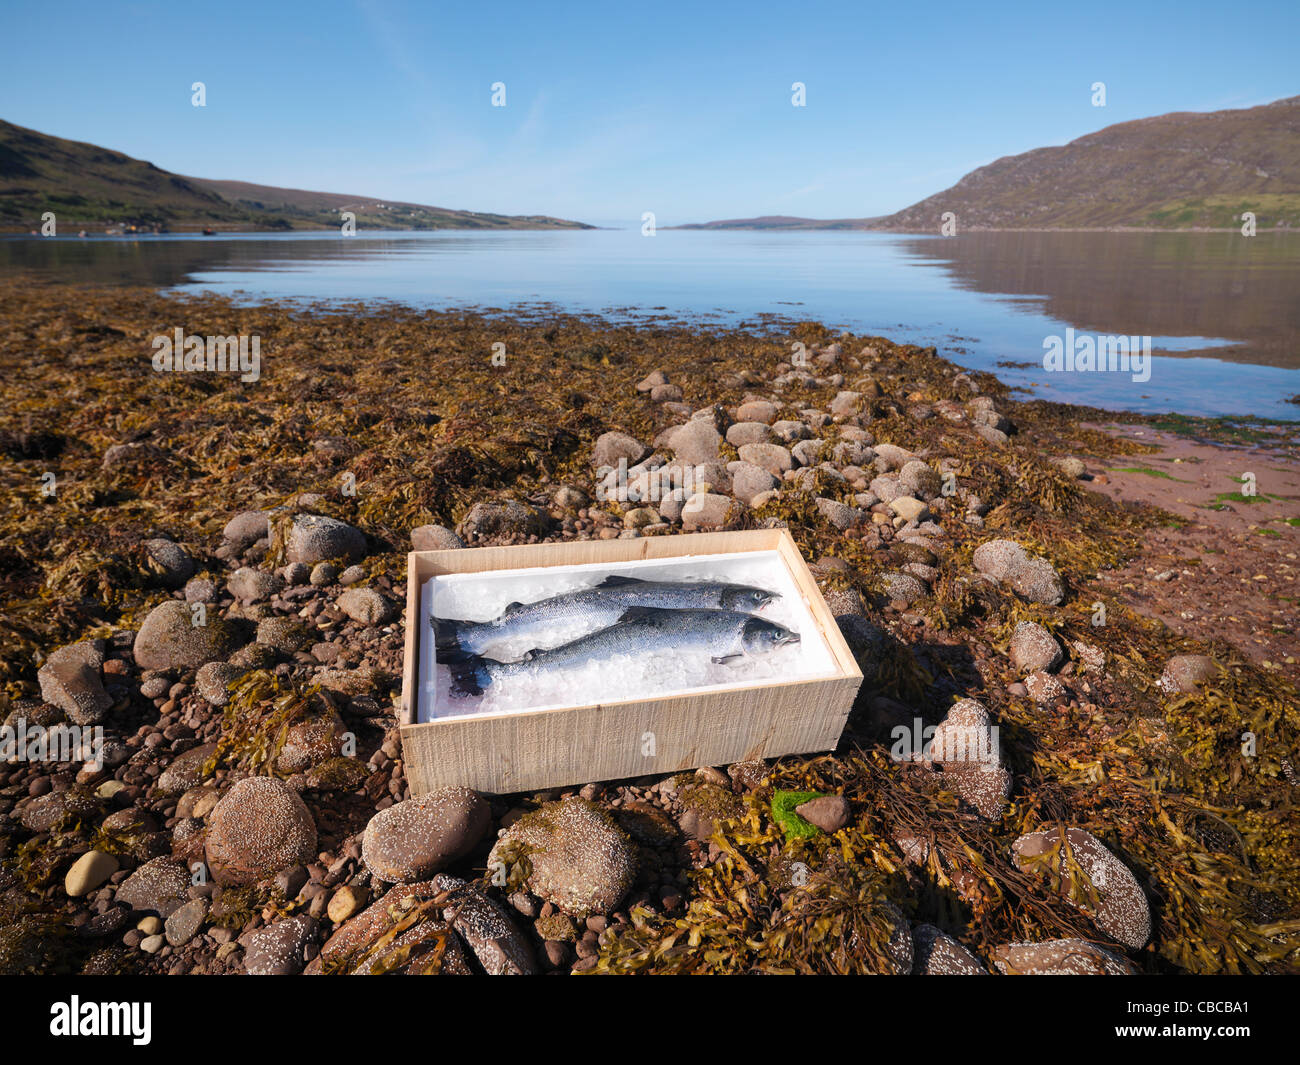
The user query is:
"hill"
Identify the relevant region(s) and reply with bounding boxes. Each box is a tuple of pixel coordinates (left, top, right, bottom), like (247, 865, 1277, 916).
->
(0, 119, 591, 232)
(679, 97, 1300, 232)
(874, 96, 1300, 231)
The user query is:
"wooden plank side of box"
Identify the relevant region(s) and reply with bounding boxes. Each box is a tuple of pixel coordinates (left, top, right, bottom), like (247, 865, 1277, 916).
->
(401, 672, 859, 796)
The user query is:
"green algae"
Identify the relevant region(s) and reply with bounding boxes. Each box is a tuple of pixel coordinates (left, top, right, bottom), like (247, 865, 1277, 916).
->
(771, 790, 826, 840)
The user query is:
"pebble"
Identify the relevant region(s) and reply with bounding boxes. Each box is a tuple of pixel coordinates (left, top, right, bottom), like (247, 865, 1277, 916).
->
(309, 562, 339, 586)
(793, 795, 850, 833)
(164, 898, 209, 947)
(326, 884, 368, 924)
(816, 497, 869, 531)
(65, 850, 120, 897)
(1024, 671, 1066, 704)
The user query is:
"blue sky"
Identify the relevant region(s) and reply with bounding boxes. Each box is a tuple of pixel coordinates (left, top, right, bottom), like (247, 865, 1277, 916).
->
(3, 0, 1296, 226)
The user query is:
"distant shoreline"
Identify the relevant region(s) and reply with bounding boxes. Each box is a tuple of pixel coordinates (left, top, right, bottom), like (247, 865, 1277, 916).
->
(4, 223, 1296, 237)
(670, 223, 1297, 235)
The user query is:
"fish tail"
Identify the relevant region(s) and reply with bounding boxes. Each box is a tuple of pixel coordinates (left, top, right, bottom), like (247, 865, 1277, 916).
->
(447, 655, 493, 699)
(432, 617, 483, 662)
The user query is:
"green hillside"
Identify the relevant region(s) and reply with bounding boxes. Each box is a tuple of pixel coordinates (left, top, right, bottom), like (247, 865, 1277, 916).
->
(0, 119, 591, 232)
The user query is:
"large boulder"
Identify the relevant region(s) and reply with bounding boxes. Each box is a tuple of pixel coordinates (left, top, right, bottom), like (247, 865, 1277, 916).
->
(115, 856, 190, 917)
(1009, 621, 1063, 674)
(337, 587, 396, 626)
(1012, 826, 1150, 948)
(592, 431, 648, 470)
(37, 641, 111, 725)
(285, 514, 367, 564)
(204, 777, 317, 887)
(457, 501, 548, 541)
(991, 938, 1137, 975)
(1157, 654, 1220, 694)
(361, 789, 490, 884)
(133, 601, 245, 672)
(911, 924, 987, 974)
(410, 524, 465, 552)
(972, 540, 1065, 605)
(487, 799, 636, 917)
(670, 420, 722, 465)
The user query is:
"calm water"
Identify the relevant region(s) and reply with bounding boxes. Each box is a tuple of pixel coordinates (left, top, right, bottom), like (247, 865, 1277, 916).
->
(3, 228, 1298, 420)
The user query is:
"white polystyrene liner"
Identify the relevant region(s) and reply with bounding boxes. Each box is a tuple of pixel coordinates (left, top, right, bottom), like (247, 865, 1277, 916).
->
(417, 549, 838, 723)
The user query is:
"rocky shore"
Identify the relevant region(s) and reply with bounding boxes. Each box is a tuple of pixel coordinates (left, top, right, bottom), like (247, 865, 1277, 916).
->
(0, 282, 1296, 975)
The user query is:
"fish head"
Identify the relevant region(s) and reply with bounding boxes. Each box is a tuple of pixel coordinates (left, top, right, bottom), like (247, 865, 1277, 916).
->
(740, 617, 801, 657)
(720, 583, 779, 613)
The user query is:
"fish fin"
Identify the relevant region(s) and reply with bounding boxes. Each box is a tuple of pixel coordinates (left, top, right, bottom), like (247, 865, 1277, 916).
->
(447, 656, 491, 698)
(615, 605, 672, 624)
(598, 575, 646, 588)
(432, 617, 475, 662)
(503, 601, 522, 612)
(712, 654, 744, 665)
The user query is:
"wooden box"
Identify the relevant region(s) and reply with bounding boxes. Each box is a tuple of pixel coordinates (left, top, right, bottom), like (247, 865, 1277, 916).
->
(398, 529, 862, 796)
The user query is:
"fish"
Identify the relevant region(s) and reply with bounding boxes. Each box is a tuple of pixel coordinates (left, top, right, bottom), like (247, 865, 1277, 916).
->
(431, 575, 778, 661)
(445, 606, 801, 698)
